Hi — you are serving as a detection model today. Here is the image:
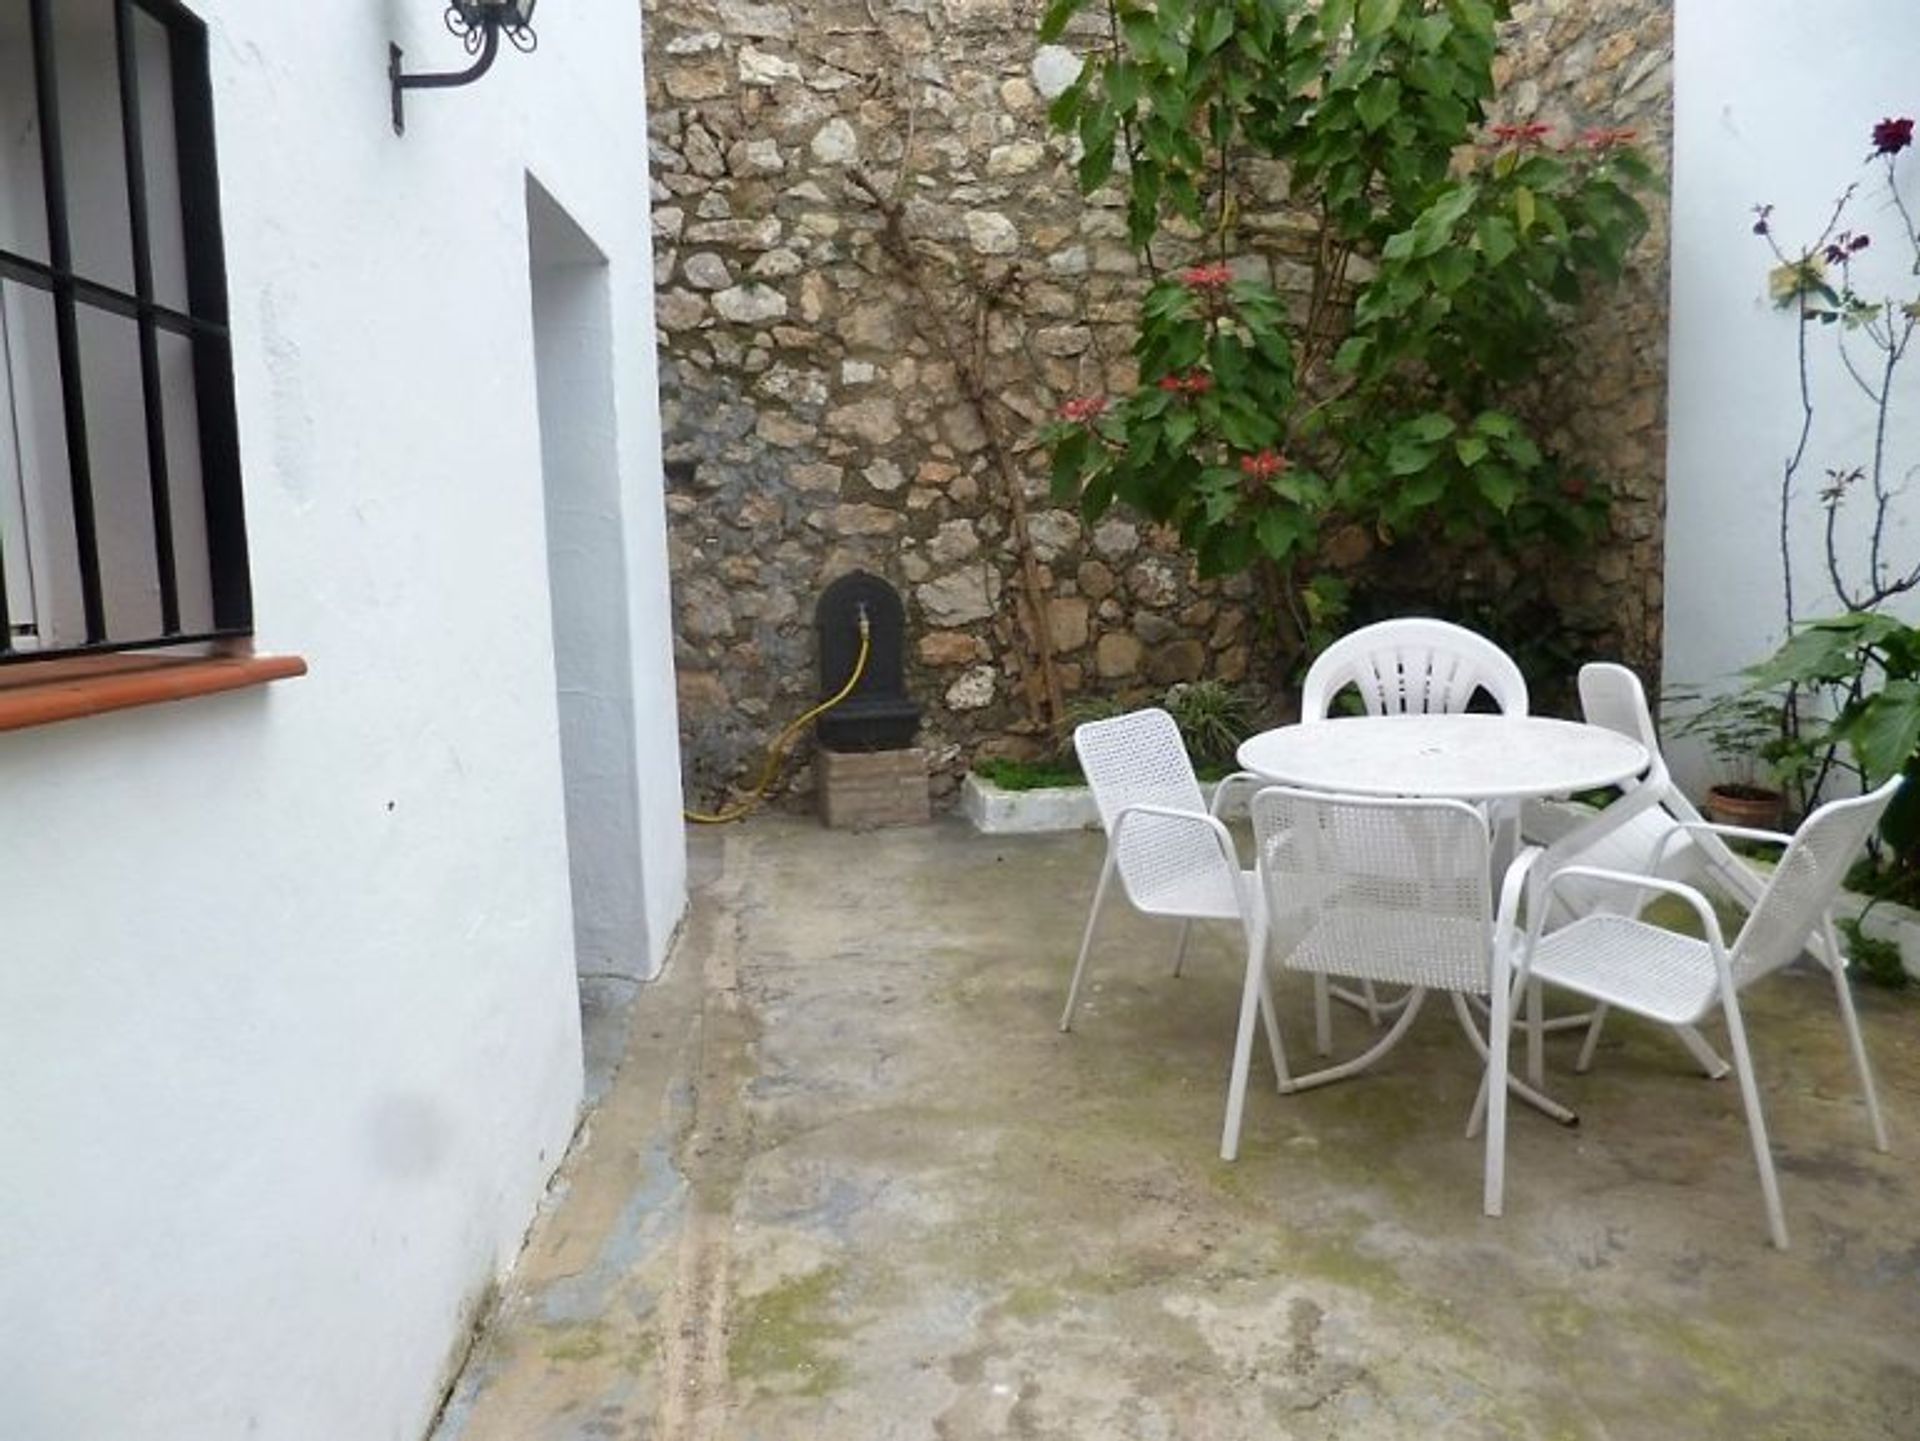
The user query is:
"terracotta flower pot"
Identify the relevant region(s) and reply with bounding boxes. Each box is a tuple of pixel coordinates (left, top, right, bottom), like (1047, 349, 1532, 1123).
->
(1705, 783, 1785, 832)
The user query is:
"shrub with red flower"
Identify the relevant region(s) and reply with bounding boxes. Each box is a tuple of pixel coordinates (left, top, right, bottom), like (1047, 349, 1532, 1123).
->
(1872, 116, 1913, 158)
(1059, 394, 1108, 424)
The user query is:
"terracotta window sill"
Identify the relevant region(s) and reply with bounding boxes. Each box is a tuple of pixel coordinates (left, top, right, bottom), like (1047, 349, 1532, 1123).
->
(0, 651, 307, 732)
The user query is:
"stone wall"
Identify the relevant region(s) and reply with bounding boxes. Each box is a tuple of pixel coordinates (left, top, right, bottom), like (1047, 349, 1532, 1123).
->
(646, 0, 1676, 809)
(1497, 0, 1674, 678)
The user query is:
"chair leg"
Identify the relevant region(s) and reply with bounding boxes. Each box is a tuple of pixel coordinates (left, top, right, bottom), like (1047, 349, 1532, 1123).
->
(1170, 919, 1194, 978)
(1484, 971, 1514, 1219)
(1255, 946, 1287, 1090)
(1360, 981, 1383, 1027)
(1221, 921, 1275, 1161)
(1721, 991, 1789, 1250)
(1525, 978, 1545, 1088)
(1313, 974, 1333, 1056)
(1827, 940, 1890, 1152)
(1574, 1003, 1607, 1073)
(1059, 852, 1115, 1033)
(1576, 1005, 1728, 1080)
(1673, 1024, 1732, 1080)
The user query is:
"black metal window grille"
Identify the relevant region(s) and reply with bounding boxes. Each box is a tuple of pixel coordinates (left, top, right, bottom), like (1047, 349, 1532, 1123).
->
(0, 0, 249, 663)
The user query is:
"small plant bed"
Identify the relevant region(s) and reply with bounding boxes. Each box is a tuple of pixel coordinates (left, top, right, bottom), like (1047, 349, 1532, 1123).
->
(963, 682, 1260, 834)
(972, 755, 1240, 792)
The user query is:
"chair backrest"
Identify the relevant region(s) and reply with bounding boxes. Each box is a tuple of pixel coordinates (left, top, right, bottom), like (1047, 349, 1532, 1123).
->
(1250, 786, 1495, 994)
(1578, 662, 1659, 749)
(1731, 776, 1904, 986)
(1301, 618, 1529, 720)
(1074, 708, 1223, 910)
(1577, 662, 1776, 910)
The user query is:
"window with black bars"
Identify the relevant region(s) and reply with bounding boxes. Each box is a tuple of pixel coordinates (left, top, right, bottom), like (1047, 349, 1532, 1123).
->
(0, 0, 249, 663)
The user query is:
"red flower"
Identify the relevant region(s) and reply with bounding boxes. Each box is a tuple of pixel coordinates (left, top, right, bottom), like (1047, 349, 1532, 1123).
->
(1158, 370, 1214, 396)
(1490, 122, 1553, 148)
(1179, 263, 1235, 290)
(1059, 394, 1108, 424)
(1872, 117, 1914, 157)
(1581, 127, 1637, 151)
(1824, 231, 1872, 264)
(1239, 449, 1289, 481)
(1562, 475, 1588, 502)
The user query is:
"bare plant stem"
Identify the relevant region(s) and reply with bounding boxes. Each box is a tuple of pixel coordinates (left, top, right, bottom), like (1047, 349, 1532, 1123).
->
(846, 169, 1068, 740)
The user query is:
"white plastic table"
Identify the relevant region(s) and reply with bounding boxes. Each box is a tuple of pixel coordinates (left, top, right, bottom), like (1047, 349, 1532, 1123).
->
(1236, 713, 1649, 802)
(1235, 713, 1662, 1122)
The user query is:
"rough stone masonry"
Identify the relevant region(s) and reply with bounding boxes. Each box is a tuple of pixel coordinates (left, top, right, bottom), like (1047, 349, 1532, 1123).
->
(646, 0, 1675, 809)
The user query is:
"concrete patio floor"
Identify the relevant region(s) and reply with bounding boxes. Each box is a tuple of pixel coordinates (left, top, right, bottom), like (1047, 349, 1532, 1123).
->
(434, 818, 1920, 1440)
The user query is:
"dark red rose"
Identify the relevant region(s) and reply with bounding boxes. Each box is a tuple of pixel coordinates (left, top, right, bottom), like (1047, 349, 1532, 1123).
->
(1872, 117, 1913, 157)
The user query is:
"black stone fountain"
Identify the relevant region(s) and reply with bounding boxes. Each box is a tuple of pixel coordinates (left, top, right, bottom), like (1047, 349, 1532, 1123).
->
(813, 572, 927, 827)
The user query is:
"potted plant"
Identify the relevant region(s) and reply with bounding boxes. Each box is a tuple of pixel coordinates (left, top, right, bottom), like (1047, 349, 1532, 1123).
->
(1672, 689, 1790, 830)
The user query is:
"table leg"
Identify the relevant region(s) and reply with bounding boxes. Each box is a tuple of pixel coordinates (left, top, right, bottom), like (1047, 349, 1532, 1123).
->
(1452, 993, 1577, 1127)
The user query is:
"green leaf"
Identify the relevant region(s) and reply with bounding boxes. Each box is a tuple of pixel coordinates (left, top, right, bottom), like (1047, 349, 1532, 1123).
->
(1398, 469, 1447, 507)
(1333, 336, 1372, 374)
(1474, 464, 1518, 512)
(1476, 215, 1517, 265)
(1039, 0, 1084, 43)
(1406, 411, 1457, 443)
(1455, 435, 1490, 466)
(1354, 78, 1401, 133)
(1386, 439, 1435, 476)
(1356, 0, 1402, 40)
(1844, 680, 1920, 782)
(1514, 184, 1536, 234)
(1198, 3, 1236, 55)
(1256, 507, 1309, 561)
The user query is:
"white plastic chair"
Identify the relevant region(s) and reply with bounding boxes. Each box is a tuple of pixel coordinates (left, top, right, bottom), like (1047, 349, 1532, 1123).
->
(1301, 617, 1529, 720)
(1521, 663, 1737, 1080)
(1299, 618, 1528, 1027)
(1489, 776, 1901, 1248)
(1060, 710, 1283, 1080)
(1222, 785, 1546, 1183)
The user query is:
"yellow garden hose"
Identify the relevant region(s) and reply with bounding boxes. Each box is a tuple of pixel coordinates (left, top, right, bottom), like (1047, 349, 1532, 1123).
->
(684, 609, 873, 825)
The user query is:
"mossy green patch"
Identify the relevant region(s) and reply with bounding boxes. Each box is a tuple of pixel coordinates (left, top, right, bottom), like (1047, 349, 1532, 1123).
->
(997, 1283, 1066, 1321)
(728, 1266, 849, 1399)
(541, 1323, 608, 1363)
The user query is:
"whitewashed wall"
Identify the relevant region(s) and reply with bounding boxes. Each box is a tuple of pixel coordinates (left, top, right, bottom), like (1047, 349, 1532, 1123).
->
(0, 3, 684, 1438)
(1665, 0, 1920, 790)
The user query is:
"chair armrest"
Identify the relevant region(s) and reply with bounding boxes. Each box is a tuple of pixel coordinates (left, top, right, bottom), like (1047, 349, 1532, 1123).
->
(1495, 846, 1543, 938)
(1110, 803, 1241, 875)
(1647, 818, 1793, 876)
(1207, 771, 1265, 819)
(1532, 864, 1728, 955)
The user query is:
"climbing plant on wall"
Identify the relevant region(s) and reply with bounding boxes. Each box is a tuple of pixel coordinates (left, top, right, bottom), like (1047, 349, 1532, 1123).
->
(1038, 0, 1652, 662)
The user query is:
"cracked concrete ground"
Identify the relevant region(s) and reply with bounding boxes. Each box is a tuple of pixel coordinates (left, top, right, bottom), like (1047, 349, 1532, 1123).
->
(433, 818, 1920, 1440)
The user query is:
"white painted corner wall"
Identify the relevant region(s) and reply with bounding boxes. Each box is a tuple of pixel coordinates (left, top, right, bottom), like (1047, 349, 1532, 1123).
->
(1665, 0, 1920, 791)
(0, 3, 684, 1438)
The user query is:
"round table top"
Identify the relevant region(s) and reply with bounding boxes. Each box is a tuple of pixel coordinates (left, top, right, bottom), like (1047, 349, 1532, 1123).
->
(1236, 713, 1650, 802)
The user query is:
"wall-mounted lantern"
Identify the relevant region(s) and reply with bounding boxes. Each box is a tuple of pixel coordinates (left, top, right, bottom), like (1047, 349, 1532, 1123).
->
(390, 1, 539, 135)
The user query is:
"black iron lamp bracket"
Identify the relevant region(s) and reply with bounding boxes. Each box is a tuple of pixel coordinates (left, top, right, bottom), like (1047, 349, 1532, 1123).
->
(390, 2, 538, 135)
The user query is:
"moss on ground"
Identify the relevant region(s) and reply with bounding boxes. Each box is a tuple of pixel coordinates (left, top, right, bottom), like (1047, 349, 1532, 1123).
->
(728, 1266, 849, 1399)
